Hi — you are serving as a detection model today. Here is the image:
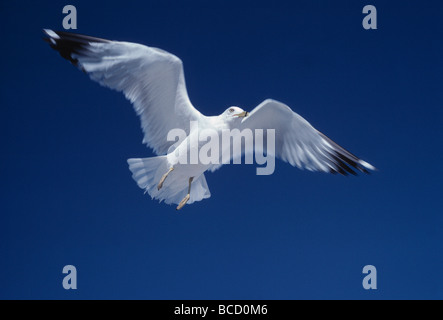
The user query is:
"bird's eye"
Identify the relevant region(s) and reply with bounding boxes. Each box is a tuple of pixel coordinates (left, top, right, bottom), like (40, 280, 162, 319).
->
(229, 108, 234, 113)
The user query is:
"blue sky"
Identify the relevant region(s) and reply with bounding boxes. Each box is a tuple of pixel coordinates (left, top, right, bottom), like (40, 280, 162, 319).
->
(1, 0, 442, 299)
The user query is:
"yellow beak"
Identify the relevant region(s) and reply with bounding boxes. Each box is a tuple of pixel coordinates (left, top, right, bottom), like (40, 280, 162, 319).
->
(235, 111, 249, 118)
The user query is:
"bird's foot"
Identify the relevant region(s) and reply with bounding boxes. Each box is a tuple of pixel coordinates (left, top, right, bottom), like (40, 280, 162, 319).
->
(176, 194, 190, 211)
(157, 167, 174, 190)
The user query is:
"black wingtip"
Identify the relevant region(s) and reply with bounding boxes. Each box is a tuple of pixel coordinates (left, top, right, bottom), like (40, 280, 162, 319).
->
(43, 29, 80, 66)
(317, 131, 375, 176)
(43, 29, 110, 67)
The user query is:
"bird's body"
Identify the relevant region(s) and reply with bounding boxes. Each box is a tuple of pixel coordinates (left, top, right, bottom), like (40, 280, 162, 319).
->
(44, 29, 375, 209)
(129, 109, 247, 207)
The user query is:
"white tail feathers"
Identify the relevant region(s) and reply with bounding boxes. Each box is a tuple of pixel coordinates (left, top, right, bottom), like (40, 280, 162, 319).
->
(127, 156, 211, 205)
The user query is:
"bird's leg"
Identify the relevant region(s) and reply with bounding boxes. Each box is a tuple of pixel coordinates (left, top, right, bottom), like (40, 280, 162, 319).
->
(176, 177, 194, 211)
(157, 167, 174, 190)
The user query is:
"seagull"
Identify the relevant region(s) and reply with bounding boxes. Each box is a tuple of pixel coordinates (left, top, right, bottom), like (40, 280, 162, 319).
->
(43, 29, 375, 210)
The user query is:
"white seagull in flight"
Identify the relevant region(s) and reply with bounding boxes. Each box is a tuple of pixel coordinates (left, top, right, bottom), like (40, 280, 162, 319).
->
(44, 29, 375, 210)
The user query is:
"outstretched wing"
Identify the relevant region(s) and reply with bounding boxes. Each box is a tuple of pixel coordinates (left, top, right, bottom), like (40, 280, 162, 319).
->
(240, 99, 375, 175)
(44, 29, 205, 155)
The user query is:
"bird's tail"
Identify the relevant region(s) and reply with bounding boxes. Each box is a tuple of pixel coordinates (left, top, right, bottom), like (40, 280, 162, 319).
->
(127, 156, 211, 205)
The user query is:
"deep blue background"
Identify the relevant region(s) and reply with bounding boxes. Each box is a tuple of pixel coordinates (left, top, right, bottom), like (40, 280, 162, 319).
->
(1, 0, 442, 299)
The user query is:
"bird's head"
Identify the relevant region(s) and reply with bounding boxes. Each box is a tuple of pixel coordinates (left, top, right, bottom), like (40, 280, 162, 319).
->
(222, 106, 249, 124)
